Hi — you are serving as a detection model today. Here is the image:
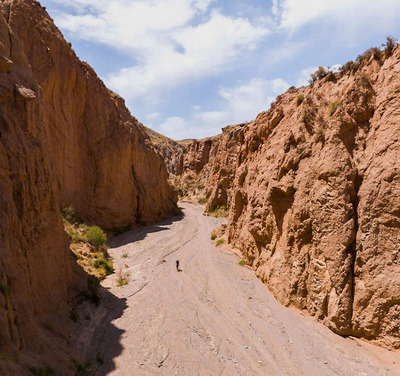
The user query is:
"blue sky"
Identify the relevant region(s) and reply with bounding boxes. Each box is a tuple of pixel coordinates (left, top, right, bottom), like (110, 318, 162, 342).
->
(41, 0, 400, 140)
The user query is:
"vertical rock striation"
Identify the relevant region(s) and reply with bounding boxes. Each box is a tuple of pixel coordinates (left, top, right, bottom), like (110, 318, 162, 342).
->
(173, 50, 400, 348)
(0, 0, 176, 364)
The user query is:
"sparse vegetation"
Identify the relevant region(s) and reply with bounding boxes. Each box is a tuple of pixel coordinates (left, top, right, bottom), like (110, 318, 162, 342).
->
(211, 230, 217, 240)
(72, 358, 93, 376)
(216, 239, 225, 246)
(328, 102, 341, 116)
(62, 206, 113, 280)
(207, 205, 228, 218)
(339, 37, 398, 77)
(92, 258, 113, 277)
(383, 36, 398, 56)
(122, 253, 128, 258)
(309, 66, 328, 84)
(339, 60, 359, 74)
(356, 47, 382, 64)
(29, 366, 54, 376)
(61, 206, 82, 223)
(238, 260, 245, 266)
(296, 94, 304, 105)
(198, 197, 208, 204)
(117, 270, 129, 287)
(86, 226, 107, 247)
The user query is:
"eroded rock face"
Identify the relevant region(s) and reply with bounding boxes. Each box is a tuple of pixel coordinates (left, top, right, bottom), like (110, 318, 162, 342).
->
(0, 0, 72, 360)
(174, 51, 400, 348)
(143, 126, 185, 175)
(6, 0, 176, 229)
(0, 0, 176, 364)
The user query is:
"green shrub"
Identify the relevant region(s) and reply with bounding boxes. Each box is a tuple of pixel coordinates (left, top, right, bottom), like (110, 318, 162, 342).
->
(210, 231, 217, 240)
(66, 228, 87, 243)
(340, 60, 360, 74)
(61, 206, 81, 224)
(328, 102, 341, 116)
(86, 226, 107, 247)
(383, 35, 398, 56)
(117, 271, 129, 287)
(198, 197, 208, 204)
(309, 66, 328, 84)
(238, 260, 245, 266)
(296, 94, 304, 105)
(29, 366, 54, 376)
(216, 239, 225, 246)
(92, 259, 113, 275)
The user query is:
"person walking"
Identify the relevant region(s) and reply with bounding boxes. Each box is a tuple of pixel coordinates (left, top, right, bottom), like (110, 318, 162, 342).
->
(176, 260, 180, 272)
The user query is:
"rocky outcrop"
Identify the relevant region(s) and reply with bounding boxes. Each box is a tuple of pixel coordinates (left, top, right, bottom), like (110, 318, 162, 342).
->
(143, 126, 185, 175)
(173, 125, 247, 202)
(174, 50, 400, 348)
(0, 0, 176, 368)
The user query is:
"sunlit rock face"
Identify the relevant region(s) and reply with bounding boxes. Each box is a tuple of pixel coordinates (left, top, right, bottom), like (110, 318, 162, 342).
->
(173, 49, 400, 349)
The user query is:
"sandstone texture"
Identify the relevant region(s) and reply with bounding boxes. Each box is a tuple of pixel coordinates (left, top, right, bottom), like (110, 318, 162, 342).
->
(143, 126, 185, 175)
(175, 50, 400, 348)
(0, 0, 176, 370)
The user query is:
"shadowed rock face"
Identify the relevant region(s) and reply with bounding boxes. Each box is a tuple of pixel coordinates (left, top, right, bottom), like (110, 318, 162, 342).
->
(0, 0, 176, 362)
(174, 50, 400, 348)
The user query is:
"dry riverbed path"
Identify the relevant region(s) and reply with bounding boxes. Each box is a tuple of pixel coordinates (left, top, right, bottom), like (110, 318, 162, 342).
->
(75, 203, 400, 376)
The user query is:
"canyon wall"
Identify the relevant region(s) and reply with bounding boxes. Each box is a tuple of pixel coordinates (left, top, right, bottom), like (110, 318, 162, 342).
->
(176, 50, 400, 348)
(0, 0, 176, 366)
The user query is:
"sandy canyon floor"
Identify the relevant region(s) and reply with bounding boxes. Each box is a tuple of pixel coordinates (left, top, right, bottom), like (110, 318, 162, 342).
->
(71, 203, 400, 376)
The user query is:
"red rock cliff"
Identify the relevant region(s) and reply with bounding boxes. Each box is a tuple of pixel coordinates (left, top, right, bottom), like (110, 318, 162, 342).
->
(175, 49, 400, 349)
(0, 0, 176, 364)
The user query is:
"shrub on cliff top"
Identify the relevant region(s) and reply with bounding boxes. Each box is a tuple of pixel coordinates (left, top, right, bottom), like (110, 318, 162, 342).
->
(383, 35, 398, 56)
(309, 66, 328, 84)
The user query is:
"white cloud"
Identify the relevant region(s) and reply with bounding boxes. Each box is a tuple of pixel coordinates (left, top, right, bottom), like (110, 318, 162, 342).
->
(158, 77, 289, 139)
(52, 1, 269, 102)
(273, 0, 400, 32)
(146, 112, 160, 120)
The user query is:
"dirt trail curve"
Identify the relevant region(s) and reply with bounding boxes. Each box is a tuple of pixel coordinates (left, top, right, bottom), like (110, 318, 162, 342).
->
(74, 203, 400, 376)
